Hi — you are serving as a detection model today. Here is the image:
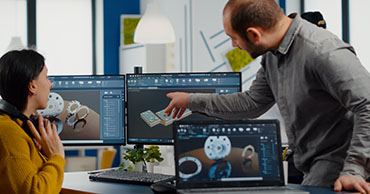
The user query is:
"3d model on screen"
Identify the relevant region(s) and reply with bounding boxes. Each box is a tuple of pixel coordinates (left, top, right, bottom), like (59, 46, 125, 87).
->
(37, 92, 64, 134)
(178, 156, 202, 179)
(242, 145, 255, 169)
(178, 136, 259, 180)
(205, 136, 232, 179)
(65, 100, 90, 131)
(204, 136, 231, 160)
(37, 94, 93, 134)
(209, 159, 232, 179)
(140, 110, 161, 127)
(140, 108, 192, 127)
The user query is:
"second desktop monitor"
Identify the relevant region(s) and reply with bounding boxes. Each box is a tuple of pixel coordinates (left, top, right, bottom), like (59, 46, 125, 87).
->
(126, 72, 242, 144)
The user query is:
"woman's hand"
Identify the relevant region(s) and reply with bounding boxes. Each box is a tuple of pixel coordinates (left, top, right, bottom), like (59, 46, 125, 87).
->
(32, 138, 42, 151)
(27, 115, 65, 158)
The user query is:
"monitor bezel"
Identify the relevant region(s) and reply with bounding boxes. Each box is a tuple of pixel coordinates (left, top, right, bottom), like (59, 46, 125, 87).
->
(48, 74, 126, 146)
(125, 72, 242, 145)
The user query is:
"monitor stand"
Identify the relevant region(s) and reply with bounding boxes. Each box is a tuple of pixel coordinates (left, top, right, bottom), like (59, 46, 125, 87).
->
(134, 144, 144, 150)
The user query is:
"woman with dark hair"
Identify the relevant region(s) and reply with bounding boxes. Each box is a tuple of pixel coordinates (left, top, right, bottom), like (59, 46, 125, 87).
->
(0, 50, 65, 194)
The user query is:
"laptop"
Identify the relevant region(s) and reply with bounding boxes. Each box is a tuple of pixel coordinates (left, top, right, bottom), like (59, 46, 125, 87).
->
(172, 119, 308, 194)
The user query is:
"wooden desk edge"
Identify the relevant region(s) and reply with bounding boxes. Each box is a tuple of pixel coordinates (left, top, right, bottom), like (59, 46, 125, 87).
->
(61, 188, 97, 194)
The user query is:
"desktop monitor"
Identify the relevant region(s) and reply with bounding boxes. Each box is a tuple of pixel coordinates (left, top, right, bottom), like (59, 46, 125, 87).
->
(39, 75, 126, 145)
(126, 72, 241, 145)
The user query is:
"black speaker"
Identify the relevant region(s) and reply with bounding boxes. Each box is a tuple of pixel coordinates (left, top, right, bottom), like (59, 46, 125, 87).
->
(0, 99, 39, 139)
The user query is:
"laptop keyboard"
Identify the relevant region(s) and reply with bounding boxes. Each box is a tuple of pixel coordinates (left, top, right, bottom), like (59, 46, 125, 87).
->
(89, 169, 174, 185)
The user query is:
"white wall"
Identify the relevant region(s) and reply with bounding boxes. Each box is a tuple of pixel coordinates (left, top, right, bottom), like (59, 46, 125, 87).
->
(0, 0, 27, 56)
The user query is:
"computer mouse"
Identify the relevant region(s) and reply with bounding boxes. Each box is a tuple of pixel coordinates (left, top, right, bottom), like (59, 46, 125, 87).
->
(150, 182, 176, 193)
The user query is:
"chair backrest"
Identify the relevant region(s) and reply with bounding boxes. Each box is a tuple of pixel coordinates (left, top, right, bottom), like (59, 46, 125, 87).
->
(100, 148, 117, 169)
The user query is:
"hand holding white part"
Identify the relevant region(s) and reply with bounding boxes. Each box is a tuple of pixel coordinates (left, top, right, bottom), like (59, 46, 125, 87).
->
(27, 115, 65, 158)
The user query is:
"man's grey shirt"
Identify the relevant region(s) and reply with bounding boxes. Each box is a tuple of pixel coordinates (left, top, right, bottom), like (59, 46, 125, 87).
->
(189, 14, 370, 184)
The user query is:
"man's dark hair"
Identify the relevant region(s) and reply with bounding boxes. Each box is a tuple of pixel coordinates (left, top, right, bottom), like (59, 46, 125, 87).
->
(224, 0, 284, 41)
(0, 50, 45, 111)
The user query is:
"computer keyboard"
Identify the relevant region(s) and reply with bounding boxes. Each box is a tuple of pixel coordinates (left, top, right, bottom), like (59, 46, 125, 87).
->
(89, 168, 175, 185)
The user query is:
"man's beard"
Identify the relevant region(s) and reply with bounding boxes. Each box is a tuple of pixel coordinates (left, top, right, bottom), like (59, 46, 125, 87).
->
(245, 38, 268, 59)
(248, 43, 268, 59)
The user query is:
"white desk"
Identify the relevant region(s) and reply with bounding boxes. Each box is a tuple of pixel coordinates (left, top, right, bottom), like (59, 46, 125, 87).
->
(62, 171, 352, 194)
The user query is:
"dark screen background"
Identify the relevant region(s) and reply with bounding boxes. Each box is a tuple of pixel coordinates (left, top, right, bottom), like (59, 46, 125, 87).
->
(127, 88, 218, 142)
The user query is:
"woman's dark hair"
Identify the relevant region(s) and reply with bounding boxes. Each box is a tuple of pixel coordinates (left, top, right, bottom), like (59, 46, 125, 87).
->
(0, 50, 45, 111)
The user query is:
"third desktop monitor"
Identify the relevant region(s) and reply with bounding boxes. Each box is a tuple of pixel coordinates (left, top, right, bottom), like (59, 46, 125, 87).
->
(126, 72, 242, 145)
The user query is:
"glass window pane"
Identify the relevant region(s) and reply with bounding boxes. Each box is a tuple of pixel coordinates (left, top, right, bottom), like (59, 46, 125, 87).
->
(349, 0, 370, 72)
(305, 0, 342, 39)
(0, 0, 27, 56)
(37, 0, 92, 75)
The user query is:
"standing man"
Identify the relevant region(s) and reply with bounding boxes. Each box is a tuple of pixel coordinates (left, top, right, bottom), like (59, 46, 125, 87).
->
(165, 0, 370, 192)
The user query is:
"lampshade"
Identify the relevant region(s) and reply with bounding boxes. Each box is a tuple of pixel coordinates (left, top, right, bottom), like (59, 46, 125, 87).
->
(6, 36, 26, 51)
(134, 3, 175, 44)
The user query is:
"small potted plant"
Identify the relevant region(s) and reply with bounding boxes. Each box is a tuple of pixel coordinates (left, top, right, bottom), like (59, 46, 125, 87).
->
(144, 146, 164, 173)
(119, 145, 163, 172)
(119, 147, 145, 171)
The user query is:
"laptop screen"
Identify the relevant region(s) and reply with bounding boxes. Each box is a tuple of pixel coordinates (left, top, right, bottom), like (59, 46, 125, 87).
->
(173, 120, 284, 189)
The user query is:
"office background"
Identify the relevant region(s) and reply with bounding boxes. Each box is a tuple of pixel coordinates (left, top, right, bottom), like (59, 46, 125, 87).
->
(1, 0, 369, 75)
(0, 0, 369, 169)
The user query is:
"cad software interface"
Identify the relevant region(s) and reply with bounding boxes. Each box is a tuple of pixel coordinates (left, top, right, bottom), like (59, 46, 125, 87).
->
(126, 72, 241, 144)
(39, 75, 125, 145)
(174, 122, 282, 184)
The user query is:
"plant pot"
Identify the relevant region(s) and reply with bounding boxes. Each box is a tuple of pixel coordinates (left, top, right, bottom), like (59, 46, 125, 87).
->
(146, 162, 159, 173)
(134, 161, 144, 172)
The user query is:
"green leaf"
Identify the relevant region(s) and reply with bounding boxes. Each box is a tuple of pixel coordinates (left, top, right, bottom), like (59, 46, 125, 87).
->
(120, 146, 164, 168)
(118, 162, 125, 170)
